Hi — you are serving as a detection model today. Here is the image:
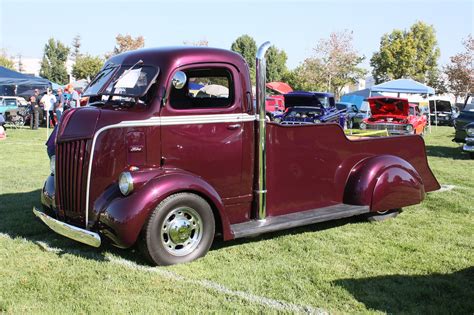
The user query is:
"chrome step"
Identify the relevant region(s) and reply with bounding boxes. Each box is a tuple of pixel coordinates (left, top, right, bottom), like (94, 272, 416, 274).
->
(231, 204, 370, 238)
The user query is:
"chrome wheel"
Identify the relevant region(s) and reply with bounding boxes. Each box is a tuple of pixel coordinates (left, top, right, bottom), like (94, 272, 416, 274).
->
(161, 207, 203, 256)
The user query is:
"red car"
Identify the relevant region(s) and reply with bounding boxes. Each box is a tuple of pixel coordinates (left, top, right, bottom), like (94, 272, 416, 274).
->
(360, 96, 427, 135)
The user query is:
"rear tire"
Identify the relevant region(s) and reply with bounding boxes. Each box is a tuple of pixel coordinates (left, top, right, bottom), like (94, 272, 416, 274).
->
(140, 193, 215, 266)
(366, 208, 401, 222)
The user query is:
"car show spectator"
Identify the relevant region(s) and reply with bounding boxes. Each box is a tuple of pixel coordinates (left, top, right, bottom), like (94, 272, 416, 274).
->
(67, 84, 80, 109)
(55, 88, 64, 123)
(40, 88, 57, 126)
(29, 89, 40, 129)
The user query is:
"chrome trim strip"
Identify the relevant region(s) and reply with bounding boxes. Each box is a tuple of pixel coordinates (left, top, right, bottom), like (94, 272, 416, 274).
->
(256, 41, 271, 221)
(33, 207, 101, 247)
(85, 113, 256, 228)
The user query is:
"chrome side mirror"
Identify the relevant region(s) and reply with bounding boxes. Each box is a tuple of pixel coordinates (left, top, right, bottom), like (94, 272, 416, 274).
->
(172, 71, 187, 90)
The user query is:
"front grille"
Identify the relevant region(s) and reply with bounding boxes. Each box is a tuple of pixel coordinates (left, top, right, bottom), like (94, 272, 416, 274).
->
(56, 140, 88, 221)
(366, 123, 406, 131)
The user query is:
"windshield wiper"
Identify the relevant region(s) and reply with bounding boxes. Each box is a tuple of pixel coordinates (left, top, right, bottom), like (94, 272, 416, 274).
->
(88, 100, 107, 107)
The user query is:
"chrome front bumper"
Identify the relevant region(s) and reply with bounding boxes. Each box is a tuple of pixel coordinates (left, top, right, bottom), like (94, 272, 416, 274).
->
(33, 207, 101, 247)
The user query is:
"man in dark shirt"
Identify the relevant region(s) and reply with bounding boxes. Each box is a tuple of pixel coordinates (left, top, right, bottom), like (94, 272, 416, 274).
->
(29, 89, 40, 129)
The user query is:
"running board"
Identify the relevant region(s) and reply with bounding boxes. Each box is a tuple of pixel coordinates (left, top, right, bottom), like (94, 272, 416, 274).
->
(231, 204, 370, 239)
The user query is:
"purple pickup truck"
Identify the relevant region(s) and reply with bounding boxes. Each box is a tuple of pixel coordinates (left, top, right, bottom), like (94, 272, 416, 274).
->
(35, 43, 440, 265)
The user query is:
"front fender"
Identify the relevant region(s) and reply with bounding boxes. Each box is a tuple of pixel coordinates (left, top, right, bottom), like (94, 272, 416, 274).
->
(343, 155, 424, 212)
(98, 169, 229, 248)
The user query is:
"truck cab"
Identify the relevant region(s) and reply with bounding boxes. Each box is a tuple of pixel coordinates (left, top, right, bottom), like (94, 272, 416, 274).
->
(35, 44, 440, 266)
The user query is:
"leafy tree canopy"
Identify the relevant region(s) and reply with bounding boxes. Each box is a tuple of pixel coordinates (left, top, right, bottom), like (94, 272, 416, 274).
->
(39, 38, 70, 84)
(0, 50, 14, 70)
(72, 54, 104, 81)
(371, 21, 440, 84)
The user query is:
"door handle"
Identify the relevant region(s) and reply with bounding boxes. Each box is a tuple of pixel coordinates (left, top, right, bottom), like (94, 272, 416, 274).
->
(227, 124, 241, 130)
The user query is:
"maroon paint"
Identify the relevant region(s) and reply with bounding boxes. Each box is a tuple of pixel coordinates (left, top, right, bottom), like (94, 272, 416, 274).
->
(45, 47, 440, 249)
(343, 155, 424, 211)
(97, 170, 231, 247)
(265, 123, 439, 216)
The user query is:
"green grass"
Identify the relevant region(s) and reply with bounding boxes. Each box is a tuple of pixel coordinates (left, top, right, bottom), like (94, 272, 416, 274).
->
(0, 126, 473, 314)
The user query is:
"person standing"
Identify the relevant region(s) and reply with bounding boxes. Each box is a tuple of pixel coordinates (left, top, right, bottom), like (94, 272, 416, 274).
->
(29, 89, 40, 129)
(67, 85, 80, 109)
(55, 88, 64, 123)
(40, 88, 57, 126)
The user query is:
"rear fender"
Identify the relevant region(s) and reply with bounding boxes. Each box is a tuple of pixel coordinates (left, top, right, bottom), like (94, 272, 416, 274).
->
(99, 170, 230, 248)
(343, 155, 424, 212)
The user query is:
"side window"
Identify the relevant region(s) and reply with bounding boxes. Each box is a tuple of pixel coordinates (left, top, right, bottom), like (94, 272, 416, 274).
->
(170, 68, 234, 110)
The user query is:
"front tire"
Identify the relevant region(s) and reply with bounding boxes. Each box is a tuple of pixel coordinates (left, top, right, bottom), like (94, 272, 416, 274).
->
(366, 208, 401, 222)
(141, 193, 215, 266)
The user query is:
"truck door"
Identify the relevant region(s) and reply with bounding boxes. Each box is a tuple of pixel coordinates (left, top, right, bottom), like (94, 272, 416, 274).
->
(160, 64, 252, 200)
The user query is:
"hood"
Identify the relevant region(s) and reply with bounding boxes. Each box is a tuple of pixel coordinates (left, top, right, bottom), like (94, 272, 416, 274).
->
(57, 107, 101, 142)
(368, 97, 409, 117)
(284, 91, 333, 109)
(266, 82, 293, 94)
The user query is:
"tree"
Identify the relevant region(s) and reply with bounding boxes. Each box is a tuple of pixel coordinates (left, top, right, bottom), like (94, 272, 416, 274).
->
(107, 34, 145, 58)
(231, 35, 257, 69)
(40, 38, 70, 84)
(445, 35, 474, 100)
(0, 50, 14, 70)
(282, 58, 327, 92)
(371, 21, 440, 84)
(183, 39, 208, 46)
(265, 45, 288, 82)
(312, 30, 366, 99)
(72, 54, 104, 80)
(71, 34, 82, 61)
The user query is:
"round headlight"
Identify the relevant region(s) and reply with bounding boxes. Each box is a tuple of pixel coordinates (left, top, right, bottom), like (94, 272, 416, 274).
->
(313, 119, 321, 124)
(50, 155, 56, 175)
(406, 124, 414, 132)
(118, 172, 134, 196)
(360, 122, 367, 130)
(466, 128, 474, 136)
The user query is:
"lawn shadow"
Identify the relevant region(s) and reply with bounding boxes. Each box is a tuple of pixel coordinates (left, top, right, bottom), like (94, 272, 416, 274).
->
(425, 145, 468, 160)
(333, 267, 474, 314)
(0, 189, 369, 265)
(0, 189, 146, 265)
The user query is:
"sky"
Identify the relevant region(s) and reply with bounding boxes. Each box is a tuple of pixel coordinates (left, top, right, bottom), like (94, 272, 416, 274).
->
(0, 0, 473, 71)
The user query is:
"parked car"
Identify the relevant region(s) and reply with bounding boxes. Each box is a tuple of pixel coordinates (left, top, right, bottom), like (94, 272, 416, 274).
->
(274, 91, 345, 127)
(453, 94, 474, 143)
(360, 97, 427, 135)
(429, 100, 458, 126)
(336, 102, 359, 128)
(351, 101, 371, 128)
(0, 96, 27, 115)
(265, 95, 285, 119)
(34, 44, 440, 266)
(461, 122, 474, 159)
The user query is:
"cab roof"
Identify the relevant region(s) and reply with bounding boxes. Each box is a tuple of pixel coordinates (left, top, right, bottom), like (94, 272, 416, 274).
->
(106, 46, 249, 72)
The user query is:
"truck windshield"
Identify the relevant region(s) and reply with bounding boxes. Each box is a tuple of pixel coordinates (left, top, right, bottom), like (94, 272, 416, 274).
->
(83, 64, 159, 99)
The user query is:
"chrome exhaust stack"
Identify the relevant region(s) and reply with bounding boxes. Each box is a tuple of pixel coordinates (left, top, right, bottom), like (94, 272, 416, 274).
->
(256, 41, 271, 221)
